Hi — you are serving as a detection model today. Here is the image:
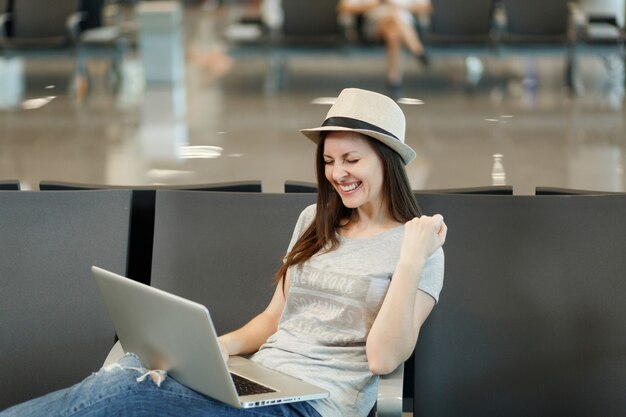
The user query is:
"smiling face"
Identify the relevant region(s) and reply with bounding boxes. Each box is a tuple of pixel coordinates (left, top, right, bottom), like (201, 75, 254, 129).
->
(323, 131, 385, 212)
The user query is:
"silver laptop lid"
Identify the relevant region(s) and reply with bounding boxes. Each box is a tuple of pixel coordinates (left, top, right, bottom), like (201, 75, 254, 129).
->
(92, 266, 241, 407)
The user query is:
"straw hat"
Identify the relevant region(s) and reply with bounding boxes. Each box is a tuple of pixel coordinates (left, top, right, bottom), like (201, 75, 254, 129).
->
(300, 88, 416, 165)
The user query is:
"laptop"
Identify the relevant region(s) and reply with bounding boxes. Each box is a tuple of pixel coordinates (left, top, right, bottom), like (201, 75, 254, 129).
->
(92, 266, 329, 408)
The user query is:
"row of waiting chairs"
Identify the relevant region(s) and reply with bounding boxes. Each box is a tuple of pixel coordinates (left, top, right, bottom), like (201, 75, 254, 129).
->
(284, 182, 626, 196)
(242, 0, 623, 92)
(2, 189, 625, 415)
(2, 179, 625, 195)
(236, 0, 624, 56)
(5, 178, 626, 195)
(8, 179, 620, 295)
(423, 0, 625, 47)
(247, 0, 576, 44)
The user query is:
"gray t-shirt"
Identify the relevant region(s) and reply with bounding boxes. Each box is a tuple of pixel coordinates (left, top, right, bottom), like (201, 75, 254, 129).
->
(251, 205, 444, 417)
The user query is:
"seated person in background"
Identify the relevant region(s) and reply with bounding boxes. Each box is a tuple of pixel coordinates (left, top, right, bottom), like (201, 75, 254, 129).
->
(338, 0, 432, 90)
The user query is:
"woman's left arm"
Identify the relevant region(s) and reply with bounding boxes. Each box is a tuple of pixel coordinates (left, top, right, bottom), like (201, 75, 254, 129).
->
(366, 214, 447, 375)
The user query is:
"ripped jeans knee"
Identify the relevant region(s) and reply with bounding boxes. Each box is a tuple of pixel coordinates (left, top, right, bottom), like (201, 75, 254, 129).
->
(103, 352, 168, 387)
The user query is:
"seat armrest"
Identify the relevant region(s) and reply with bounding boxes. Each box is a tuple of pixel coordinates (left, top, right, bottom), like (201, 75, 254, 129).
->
(376, 363, 404, 417)
(102, 340, 125, 367)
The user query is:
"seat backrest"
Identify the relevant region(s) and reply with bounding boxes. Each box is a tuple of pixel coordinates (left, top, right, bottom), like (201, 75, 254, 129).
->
(281, 0, 342, 43)
(38, 181, 263, 286)
(428, 0, 495, 37)
(0, 190, 131, 410)
(284, 180, 317, 193)
(149, 191, 315, 335)
(415, 185, 513, 195)
(188, 180, 262, 193)
(411, 193, 626, 416)
(535, 186, 624, 195)
(38, 180, 263, 192)
(502, 0, 570, 38)
(39, 182, 155, 285)
(0, 179, 20, 190)
(12, 0, 77, 39)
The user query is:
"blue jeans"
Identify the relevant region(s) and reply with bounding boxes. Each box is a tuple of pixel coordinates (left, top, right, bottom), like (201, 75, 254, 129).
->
(0, 354, 322, 417)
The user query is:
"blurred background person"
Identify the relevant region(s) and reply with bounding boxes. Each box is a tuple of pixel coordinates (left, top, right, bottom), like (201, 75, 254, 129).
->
(338, 0, 432, 93)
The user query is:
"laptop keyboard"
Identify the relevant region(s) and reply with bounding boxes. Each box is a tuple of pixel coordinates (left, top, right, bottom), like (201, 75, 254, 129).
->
(230, 372, 277, 396)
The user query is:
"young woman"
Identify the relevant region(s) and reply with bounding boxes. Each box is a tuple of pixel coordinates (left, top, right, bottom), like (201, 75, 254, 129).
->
(0, 88, 446, 417)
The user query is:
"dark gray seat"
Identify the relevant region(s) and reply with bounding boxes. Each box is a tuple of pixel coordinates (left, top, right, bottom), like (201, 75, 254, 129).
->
(265, 0, 345, 93)
(411, 0, 498, 89)
(411, 193, 626, 416)
(149, 191, 315, 334)
(0, 190, 131, 410)
(421, 0, 497, 52)
(408, 186, 512, 410)
(500, 0, 576, 88)
(501, 0, 572, 44)
(0, 0, 84, 51)
(279, 0, 343, 46)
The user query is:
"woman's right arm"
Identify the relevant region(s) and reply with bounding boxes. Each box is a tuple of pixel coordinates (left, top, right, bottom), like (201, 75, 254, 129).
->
(217, 273, 291, 361)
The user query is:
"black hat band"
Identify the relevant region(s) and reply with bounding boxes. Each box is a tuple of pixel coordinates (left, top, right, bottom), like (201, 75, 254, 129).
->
(322, 117, 400, 142)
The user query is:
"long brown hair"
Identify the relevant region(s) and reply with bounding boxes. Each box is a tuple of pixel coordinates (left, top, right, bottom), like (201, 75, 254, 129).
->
(275, 132, 421, 284)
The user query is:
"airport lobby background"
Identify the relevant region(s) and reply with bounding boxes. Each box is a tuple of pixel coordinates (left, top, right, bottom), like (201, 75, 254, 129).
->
(0, 0, 625, 195)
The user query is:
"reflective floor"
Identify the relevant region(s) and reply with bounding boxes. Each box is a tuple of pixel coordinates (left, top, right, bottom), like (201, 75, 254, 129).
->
(0, 4, 625, 194)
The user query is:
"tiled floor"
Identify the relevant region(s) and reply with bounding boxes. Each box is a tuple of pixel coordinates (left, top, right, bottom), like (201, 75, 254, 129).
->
(0, 4, 624, 195)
